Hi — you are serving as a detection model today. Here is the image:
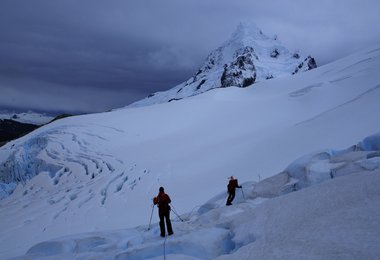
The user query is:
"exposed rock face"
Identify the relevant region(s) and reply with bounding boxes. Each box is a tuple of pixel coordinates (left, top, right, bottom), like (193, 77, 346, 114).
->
(130, 22, 317, 107)
(221, 46, 257, 88)
(292, 56, 318, 74)
(308, 57, 317, 70)
(293, 53, 300, 59)
(270, 49, 280, 58)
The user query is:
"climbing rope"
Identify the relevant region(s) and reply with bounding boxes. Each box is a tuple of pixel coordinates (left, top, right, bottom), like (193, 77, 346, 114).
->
(163, 235, 167, 260)
(170, 203, 184, 222)
(184, 205, 202, 220)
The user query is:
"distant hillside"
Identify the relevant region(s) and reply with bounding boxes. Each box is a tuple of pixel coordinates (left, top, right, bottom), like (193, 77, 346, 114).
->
(0, 113, 75, 147)
(0, 119, 39, 147)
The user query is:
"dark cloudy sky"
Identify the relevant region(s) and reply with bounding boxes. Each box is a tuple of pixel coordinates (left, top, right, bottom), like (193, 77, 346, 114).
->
(0, 0, 379, 114)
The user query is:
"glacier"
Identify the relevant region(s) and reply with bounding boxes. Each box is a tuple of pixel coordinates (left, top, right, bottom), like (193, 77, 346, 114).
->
(12, 132, 380, 259)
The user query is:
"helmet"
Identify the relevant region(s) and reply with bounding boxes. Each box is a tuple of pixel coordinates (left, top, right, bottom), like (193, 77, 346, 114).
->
(159, 186, 164, 193)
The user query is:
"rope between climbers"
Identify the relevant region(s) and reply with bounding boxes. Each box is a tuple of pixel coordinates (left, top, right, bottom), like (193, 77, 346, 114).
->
(163, 236, 167, 260)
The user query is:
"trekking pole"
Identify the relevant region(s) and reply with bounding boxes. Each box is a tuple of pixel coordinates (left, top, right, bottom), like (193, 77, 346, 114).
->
(241, 187, 246, 201)
(169, 204, 184, 222)
(148, 204, 155, 230)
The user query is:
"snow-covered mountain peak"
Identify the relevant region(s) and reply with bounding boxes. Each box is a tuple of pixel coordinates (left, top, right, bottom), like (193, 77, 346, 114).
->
(129, 22, 316, 108)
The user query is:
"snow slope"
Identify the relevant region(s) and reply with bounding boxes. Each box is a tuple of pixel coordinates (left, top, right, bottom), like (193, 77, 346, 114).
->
(12, 133, 380, 259)
(1, 45, 380, 258)
(129, 22, 316, 107)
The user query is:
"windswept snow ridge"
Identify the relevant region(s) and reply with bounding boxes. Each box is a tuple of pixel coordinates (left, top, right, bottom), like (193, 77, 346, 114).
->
(1, 45, 380, 258)
(15, 132, 380, 259)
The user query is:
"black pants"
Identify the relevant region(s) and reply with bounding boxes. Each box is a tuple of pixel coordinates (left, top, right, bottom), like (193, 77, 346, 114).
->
(226, 190, 236, 205)
(159, 211, 173, 237)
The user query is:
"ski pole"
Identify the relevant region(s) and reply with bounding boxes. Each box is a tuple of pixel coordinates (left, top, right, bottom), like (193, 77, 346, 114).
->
(241, 187, 246, 201)
(148, 204, 155, 230)
(170, 204, 184, 222)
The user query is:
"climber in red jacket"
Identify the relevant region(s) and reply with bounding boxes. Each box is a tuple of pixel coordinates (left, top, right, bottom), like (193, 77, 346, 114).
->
(153, 186, 174, 237)
(226, 176, 242, 206)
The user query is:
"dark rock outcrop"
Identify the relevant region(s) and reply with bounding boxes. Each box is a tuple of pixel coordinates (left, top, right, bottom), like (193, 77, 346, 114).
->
(307, 57, 317, 70)
(271, 49, 280, 58)
(221, 46, 257, 88)
(48, 114, 74, 123)
(0, 119, 39, 147)
(292, 56, 317, 75)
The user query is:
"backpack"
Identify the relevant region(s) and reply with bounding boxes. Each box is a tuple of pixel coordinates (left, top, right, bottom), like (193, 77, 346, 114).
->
(155, 193, 171, 212)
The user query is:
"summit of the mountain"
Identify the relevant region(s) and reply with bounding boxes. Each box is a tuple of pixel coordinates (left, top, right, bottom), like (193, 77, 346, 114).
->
(129, 22, 317, 107)
(230, 22, 270, 42)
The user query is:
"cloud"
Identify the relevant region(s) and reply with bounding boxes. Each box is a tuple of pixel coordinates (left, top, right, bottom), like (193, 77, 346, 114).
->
(0, 77, 141, 113)
(0, 0, 379, 113)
